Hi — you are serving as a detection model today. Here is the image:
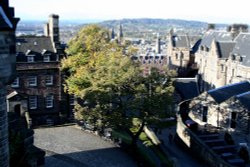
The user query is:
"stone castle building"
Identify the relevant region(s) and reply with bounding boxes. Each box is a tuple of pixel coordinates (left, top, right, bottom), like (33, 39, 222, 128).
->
(166, 29, 201, 77)
(8, 14, 70, 126)
(195, 24, 250, 92)
(0, 0, 19, 166)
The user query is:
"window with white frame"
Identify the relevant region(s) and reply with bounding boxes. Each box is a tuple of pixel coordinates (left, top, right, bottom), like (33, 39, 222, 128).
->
(45, 95, 54, 108)
(27, 56, 34, 62)
(28, 76, 37, 86)
(45, 75, 53, 85)
(29, 96, 37, 109)
(11, 77, 19, 88)
(43, 55, 50, 62)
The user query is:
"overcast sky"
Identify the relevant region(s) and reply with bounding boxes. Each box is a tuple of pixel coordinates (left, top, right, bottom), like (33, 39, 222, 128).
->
(9, 0, 250, 24)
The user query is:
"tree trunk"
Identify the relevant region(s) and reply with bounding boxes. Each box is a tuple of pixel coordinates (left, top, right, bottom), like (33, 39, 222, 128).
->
(131, 121, 145, 147)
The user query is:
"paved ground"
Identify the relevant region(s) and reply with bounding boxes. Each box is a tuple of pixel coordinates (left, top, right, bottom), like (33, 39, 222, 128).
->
(34, 126, 137, 167)
(158, 126, 206, 167)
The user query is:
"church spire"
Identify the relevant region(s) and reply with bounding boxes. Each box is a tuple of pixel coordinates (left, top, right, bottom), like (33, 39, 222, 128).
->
(111, 27, 115, 39)
(118, 23, 123, 43)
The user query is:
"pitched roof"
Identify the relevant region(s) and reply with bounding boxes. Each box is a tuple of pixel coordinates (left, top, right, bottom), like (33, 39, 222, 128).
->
(174, 78, 199, 100)
(236, 91, 250, 111)
(16, 36, 55, 54)
(216, 41, 236, 58)
(208, 81, 250, 103)
(200, 31, 233, 48)
(231, 33, 250, 67)
(172, 35, 189, 48)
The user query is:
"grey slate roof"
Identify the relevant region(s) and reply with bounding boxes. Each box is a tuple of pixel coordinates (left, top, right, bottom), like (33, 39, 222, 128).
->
(208, 81, 250, 103)
(216, 41, 236, 58)
(16, 36, 55, 54)
(231, 33, 250, 67)
(200, 31, 233, 48)
(174, 78, 199, 100)
(236, 91, 250, 111)
(172, 35, 189, 48)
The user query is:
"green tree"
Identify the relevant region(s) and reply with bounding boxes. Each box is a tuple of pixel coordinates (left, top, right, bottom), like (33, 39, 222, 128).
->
(61, 25, 175, 146)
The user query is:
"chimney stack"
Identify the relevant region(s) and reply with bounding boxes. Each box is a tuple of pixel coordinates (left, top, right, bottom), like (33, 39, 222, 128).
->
(207, 23, 215, 31)
(49, 14, 59, 43)
(44, 14, 60, 51)
(228, 24, 248, 38)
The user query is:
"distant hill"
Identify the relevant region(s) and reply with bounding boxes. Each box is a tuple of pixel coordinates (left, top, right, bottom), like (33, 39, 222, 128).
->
(16, 18, 228, 41)
(100, 18, 207, 29)
(98, 18, 228, 38)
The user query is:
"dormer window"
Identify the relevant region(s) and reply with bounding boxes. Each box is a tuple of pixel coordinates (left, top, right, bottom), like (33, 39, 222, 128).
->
(44, 55, 50, 62)
(26, 50, 35, 62)
(27, 56, 34, 62)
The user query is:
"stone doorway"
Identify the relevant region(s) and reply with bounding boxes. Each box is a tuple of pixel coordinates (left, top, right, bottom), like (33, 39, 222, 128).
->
(14, 104, 21, 117)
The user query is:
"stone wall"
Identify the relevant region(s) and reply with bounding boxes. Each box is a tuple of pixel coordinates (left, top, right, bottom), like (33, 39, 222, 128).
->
(176, 115, 234, 167)
(0, 88, 9, 167)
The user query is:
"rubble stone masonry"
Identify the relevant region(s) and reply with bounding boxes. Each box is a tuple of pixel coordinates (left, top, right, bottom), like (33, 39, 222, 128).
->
(0, 88, 8, 167)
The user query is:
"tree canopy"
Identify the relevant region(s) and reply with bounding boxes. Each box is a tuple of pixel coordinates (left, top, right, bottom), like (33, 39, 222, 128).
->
(61, 25, 175, 143)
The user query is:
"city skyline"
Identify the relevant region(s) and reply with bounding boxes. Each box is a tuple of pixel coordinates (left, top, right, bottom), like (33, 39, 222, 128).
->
(10, 0, 250, 24)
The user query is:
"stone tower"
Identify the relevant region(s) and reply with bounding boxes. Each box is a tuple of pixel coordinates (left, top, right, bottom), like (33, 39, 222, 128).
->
(156, 33, 161, 54)
(0, 0, 19, 167)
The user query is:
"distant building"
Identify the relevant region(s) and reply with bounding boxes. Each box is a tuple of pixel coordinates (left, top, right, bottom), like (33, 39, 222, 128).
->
(167, 29, 201, 77)
(0, 0, 19, 166)
(131, 34, 168, 75)
(8, 14, 70, 126)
